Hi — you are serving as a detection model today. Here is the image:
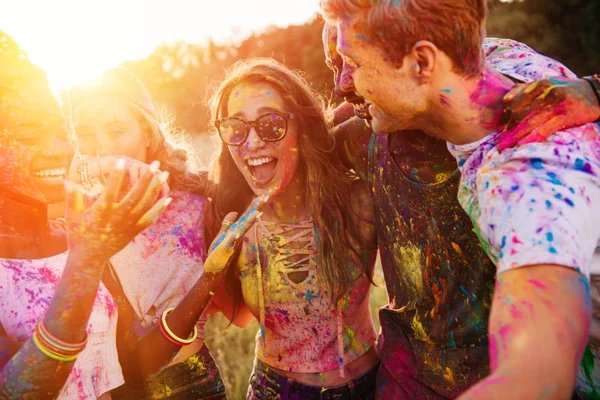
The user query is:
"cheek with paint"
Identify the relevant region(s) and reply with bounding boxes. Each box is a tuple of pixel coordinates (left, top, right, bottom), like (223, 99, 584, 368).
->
(0, 130, 41, 199)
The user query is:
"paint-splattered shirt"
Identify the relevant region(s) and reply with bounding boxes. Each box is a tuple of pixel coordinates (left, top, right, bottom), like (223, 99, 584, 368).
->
(449, 124, 600, 278)
(238, 217, 377, 373)
(369, 38, 573, 399)
(0, 252, 124, 399)
(110, 190, 208, 329)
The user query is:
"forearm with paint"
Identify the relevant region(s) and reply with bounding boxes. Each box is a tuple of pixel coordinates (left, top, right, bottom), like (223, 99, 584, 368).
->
(0, 253, 108, 398)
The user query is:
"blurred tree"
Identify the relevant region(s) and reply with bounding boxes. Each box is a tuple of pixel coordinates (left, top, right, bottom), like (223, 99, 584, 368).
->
(121, 2, 598, 138)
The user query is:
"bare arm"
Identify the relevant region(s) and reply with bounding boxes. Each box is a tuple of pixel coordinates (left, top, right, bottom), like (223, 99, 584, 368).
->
(459, 265, 590, 400)
(0, 161, 168, 398)
(122, 196, 266, 380)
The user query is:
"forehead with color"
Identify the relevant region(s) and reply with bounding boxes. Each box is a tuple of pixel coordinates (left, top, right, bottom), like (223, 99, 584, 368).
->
(226, 82, 287, 118)
(73, 96, 138, 127)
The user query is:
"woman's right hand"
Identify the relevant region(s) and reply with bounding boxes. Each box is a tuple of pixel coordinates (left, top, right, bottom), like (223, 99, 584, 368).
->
(69, 154, 170, 198)
(64, 157, 172, 264)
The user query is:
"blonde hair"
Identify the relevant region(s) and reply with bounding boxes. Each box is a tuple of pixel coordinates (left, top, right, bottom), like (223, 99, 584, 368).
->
(69, 67, 208, 196)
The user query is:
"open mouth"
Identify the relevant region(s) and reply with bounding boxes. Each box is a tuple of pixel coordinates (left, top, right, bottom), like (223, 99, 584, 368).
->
(32, 167, 67, 182)
(246, 156, 278, 185)
(352, 101, 372, 120)
(345, 95, 372, 121)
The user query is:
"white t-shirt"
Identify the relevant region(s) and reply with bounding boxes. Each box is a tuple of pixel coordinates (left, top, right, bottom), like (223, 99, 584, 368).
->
(0, 252, 124, 399)
(448, 124, 600, 278)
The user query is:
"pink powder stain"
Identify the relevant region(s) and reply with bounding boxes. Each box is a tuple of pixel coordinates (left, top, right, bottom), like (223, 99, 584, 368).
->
(37, 267, 59, 284)
(528, 279, 547, 290)
(509, 304, 524, 319)
(488, 333, 499, 371)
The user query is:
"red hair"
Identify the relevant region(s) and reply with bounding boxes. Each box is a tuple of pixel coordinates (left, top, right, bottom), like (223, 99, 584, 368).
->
(320, 0, 488, 77)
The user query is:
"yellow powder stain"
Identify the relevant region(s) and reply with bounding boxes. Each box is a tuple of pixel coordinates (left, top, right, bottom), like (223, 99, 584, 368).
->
(444, 367, 455, 384)
(451, 242, 462, 255)
(184, 353, 207, 372)
(393, 244, 424, 299)
(410, 313, 430, 343)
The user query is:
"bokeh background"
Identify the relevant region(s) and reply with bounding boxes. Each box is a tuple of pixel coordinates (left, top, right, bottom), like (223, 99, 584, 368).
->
(2, 0, 599, 398)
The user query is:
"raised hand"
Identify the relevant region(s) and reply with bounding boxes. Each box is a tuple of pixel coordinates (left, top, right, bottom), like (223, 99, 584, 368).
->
(205, 195, 269, 275)
(64, 158, 171, 264)
(69, 154, 170, 198)
(497, 77, 600, 149)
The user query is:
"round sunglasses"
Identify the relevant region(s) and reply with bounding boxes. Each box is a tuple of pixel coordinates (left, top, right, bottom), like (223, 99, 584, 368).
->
(215, 112, 294, 146)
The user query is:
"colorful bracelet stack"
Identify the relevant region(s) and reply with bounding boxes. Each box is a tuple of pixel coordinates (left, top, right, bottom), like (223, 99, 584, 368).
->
(32, 321, 88, 362)
(158, 307, 198, 347)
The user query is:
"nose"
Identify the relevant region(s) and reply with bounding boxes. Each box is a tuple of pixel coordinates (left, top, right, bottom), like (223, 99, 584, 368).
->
(338, 62, 356, 97)
(92, 132, 112, 156)
(245, 125, 266, 151)
(45, 134, 74, 161)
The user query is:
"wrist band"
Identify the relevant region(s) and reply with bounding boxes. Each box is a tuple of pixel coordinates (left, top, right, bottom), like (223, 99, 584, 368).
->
(32, 322, 87, 362)
(159, 308, 198, 346)
(583, 75, 600, 107)
(158, 318, 187, 347)
(38, 320, 88, 350)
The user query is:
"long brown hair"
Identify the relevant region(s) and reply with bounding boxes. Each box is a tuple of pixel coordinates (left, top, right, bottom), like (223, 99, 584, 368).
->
(208, 58, 366, 302)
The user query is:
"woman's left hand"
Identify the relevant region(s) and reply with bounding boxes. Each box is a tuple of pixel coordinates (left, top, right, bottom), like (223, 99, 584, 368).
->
(204, 195, 269, 275)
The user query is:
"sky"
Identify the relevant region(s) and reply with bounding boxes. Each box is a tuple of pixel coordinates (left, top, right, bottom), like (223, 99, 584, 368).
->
(1, 0, 320, 90)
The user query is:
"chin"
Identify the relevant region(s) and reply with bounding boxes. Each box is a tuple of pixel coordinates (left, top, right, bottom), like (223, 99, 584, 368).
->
(371, 116, 401, 134)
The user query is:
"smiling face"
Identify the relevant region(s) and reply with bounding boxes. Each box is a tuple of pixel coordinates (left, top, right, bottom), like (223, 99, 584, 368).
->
(72, 96, 148, 162)
(322, 23, 371, 121)
(225, 82, 301, 197)
(0, 83, 73, 204)
(336, 17, 428, 133)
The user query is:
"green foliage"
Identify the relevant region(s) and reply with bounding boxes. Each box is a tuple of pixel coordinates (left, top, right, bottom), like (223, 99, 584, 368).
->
(487, 0, 600, 76)
(122, 2, 598, 140)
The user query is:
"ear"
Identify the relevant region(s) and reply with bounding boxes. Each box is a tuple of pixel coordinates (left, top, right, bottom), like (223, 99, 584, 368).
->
(409, 41, 437, 84)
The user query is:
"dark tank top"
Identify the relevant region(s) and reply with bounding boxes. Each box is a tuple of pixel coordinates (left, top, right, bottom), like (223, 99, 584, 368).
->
(369, 131, 496, 399)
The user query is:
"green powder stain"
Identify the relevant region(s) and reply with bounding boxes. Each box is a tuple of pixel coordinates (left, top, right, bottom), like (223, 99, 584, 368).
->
(580, 346, 600, 399)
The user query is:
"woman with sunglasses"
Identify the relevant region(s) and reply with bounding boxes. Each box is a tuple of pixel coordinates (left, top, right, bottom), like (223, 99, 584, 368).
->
(68, 67, 266, 399)
(208, 58, 379, 399)
(0, 31, 169, 399)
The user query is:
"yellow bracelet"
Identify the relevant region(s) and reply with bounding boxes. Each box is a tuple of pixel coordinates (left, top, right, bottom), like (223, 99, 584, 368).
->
(160, 307, 198, 345)
(32, 332, 79, 362)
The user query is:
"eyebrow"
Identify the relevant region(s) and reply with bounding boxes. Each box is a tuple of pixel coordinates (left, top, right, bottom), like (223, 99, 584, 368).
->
(230, 106, 284, 119)
(102, 118, 127, 129)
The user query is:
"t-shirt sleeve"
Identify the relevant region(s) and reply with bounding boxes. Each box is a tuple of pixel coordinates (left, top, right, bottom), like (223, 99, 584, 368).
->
(484, 37, 578, 83)
(475, 125, 600, 278)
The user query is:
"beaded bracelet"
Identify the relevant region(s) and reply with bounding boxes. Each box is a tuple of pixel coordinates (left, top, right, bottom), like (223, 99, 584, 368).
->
(159, 307, 198, 346)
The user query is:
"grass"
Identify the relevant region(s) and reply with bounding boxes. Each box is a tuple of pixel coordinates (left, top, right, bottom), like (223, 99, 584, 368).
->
(204, 257, 387, 400)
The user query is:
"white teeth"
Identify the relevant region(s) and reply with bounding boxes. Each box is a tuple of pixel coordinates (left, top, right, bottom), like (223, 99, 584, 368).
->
(33, 168, 67, 178)
(247, 157, 274, 167)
